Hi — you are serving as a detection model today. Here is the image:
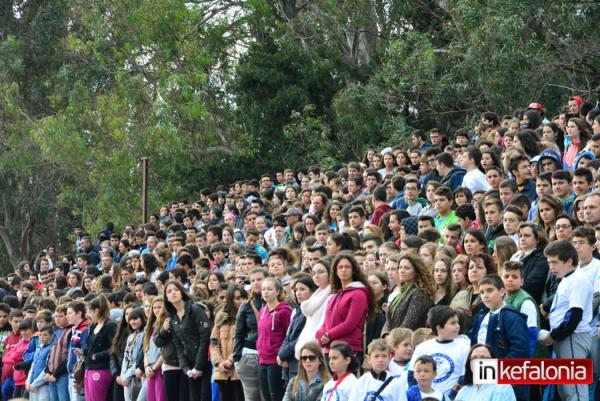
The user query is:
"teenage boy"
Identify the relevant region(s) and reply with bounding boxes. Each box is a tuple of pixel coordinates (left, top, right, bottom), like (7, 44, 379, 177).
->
(455, 204, 479, 230)
(26, 326, 53, 401)
(501, 262, 539, 355)
(435, 152, 465, 192)
(461, 147, 491, 193)
(404, 177, 423, 216)
(543, 240, 593, 401)
(528, 172, 553, 220)
(483, 198, 506, 251)
(471, 275, 530, 401)
(433, 187, 459, 240)
(499, 179, 517, 208)
(571, 226, 600, 394)
(552, 170, 575, 215)
(371, 185, 392, 225)
(443, 224, 462, 253)
(573, 167, 593, 197)
(45, 305, 73, 401)
(349, 339, 407, 401)
(409, 306, 470, 398)
(406, 355, 446, 401)
(509, 155, 536, 201)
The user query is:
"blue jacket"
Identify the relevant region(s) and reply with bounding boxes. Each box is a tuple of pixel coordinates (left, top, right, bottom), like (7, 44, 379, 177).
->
(67, 320, 89, 374)
(277, 306, 307, 379)
(390, 191, 407, 210)
(470, 305, 530, 401)
(518, 179, 537, 202)
(440, 166, 466, 191)
(27, 342, 51, 388)
(469, 304, 530, 359)
(406, 385, 447, 401)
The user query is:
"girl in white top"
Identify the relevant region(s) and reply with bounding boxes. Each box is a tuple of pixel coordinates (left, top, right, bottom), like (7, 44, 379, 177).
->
(321, 342, 357, 401)
(296, 260, 332, 358)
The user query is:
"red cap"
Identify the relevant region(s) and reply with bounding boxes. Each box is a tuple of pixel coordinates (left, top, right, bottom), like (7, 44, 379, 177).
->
(570, 96, 583, 108)
(527, 102, 544, 110)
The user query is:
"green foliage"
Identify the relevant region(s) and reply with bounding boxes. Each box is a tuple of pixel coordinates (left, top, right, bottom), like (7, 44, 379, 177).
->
(0, 0, 600, 271)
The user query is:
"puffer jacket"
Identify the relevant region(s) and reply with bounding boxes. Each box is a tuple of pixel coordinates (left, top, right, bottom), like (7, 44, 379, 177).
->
(210, 311, 239, 381)
(167, 300, 211, 374)
(233, 295, 264, 362)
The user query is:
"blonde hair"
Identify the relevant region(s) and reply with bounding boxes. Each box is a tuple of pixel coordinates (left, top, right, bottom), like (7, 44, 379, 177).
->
(291, 342, 330, 394)
(367, 338, 392, 355)
(262, 277, 285, 301)
(412, 328, 433, 348)
(386, 328, 413, 347)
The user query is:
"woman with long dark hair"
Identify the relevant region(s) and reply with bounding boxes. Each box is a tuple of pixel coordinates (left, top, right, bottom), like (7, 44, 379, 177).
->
(84, 295, 118, 401)
(163, 280, 211, 401)
(144, 297, 166, 401)
(316, 252, 374, 365)
(119, 308, 146, 401)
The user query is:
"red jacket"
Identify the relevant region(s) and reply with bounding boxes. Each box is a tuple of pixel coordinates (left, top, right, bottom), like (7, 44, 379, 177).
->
(2, 331, 21, 381)
(256, 302, 291, 365)
(3, 337, 30, 385)
(316, 282, 369, 353)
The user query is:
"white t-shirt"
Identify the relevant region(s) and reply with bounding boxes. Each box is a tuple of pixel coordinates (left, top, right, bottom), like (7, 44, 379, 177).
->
(462, 169, 491, 193)
(321, 373, 357, 401)
(348, 372, 407, 401)
(418, 388, 445, 401)
(579, 258, 600, 295)
(409, 336, 471, 396)
(477, 305, 504, 345)
(549, 269, 593, 335)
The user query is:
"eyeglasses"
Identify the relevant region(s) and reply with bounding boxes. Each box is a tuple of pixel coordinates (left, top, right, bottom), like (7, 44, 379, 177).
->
(555, 224, 572, 230)
(300, 355, 318, 362)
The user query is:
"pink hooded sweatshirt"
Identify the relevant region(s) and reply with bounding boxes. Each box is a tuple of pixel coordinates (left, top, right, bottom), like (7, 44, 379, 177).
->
(316, 282, 369, 353)
(256, 302, 292, 365)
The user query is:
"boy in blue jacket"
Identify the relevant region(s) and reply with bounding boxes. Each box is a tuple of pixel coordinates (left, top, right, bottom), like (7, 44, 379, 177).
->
(26, 326, 53, 401)
(470, 274, 530, 401)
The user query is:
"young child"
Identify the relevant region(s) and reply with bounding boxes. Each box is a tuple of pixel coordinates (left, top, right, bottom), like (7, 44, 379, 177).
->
(386, 328, 413, 377)
(471, 275, 530, 401)
(406, 355, 446, 401)
(25, 326, 53, 401)
(543, 240, 593, 401)
(409, 306, 470, 398)
(411, 328, 433, 349)
(322, 341, 358, 401)
(349, 339, 407, 401)
(501, 261, 539, 355)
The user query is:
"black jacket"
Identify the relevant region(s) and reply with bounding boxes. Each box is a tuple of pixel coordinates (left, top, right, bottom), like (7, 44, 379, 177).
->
(233, 296, 264, 362)
(153, 327, 178, 367)
(277, 306, 306, 378)
(521, 249, 549, 305)
(168, 300, 211, 374)
(85, 321, 118, 370)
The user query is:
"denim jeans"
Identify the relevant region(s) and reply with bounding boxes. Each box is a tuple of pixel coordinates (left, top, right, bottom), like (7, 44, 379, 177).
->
(49, 374, 70, 401)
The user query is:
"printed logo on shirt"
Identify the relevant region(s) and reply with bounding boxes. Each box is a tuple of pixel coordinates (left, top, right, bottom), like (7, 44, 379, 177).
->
(431, 353, 455, 383)
(364, 391, 384, 401)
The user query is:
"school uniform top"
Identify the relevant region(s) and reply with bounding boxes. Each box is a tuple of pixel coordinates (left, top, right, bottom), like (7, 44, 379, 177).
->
(321, 372, 357, 401)
(409, 336, 471, 396)
(549, 269, 593, 339)
(348, 371, 407, 401)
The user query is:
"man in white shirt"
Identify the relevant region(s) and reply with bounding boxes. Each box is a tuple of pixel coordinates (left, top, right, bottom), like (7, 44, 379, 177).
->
(461, 147, 491, 193)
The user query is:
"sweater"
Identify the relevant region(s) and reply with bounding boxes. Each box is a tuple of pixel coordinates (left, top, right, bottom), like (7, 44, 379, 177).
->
(296, 287, 331, 359)
(316, 282, 369, 353)
(256, 302, 292, 365)
(385, 287, 432, 332)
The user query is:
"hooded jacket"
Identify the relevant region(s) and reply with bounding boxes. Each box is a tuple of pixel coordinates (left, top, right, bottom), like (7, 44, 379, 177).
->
(440, 166, 466, 192)
(256, 302, 292, 365)
(316, 282, 369, 353)
(574, 149, 595, 170)
(537, 148, 562, 172)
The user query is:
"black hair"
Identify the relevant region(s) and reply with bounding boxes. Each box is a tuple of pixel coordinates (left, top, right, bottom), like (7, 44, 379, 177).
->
(479, 275, 504, 289)
(544, 240, 578, 266)
(428, 306, 458, 336)
(414, 355, 437, 371)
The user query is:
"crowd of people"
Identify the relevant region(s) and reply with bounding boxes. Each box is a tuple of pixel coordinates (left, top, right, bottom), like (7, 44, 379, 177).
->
(1, 93, 600, 401)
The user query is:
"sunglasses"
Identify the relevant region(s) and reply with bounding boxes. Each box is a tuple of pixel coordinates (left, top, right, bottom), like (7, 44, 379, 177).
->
(300, 355, 318, 362)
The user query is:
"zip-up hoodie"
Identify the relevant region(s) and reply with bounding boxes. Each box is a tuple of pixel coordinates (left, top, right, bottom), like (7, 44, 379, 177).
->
(256, 302, 291, 365)
(316, 282, 369, 353)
